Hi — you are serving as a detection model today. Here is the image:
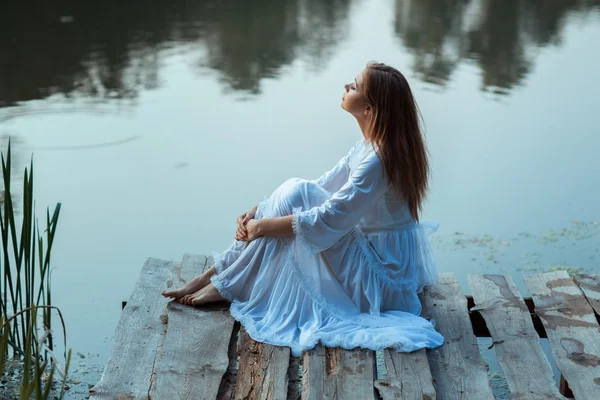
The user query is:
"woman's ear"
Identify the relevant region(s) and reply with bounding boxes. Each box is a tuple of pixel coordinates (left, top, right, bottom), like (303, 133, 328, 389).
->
(364, 105, 372, 116)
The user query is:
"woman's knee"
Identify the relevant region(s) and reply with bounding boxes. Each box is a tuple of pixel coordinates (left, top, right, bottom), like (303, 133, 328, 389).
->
(284, 179, 326, 209)
(267, 178, 329, 216)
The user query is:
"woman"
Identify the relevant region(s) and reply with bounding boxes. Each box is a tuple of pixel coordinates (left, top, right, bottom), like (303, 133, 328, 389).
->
(162, 62, 445, 356)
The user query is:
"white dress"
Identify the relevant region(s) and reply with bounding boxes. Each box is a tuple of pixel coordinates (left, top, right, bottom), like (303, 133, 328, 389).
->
(210, 138, 445, 357)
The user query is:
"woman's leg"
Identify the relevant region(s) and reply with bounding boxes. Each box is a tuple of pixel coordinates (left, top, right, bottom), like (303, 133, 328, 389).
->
(161, 266, 217, 299)
(182, 178, 332, 307)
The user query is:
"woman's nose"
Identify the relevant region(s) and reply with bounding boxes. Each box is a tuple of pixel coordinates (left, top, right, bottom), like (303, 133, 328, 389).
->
(344, 83, 349, 92)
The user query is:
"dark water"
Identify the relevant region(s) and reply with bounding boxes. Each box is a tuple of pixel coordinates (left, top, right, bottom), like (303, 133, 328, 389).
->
(1, 0, 599, 397)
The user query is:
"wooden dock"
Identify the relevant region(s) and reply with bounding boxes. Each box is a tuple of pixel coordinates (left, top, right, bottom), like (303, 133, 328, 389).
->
(89, 253, 600, 399)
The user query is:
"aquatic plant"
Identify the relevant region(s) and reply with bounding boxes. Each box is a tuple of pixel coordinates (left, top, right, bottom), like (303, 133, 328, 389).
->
(0, 306, 71, 399)
(0, 140, 71, 398)
(0, 139, 60, 356)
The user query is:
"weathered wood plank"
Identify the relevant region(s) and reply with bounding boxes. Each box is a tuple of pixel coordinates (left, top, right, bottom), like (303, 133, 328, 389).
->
(524, 271, 600, 400)
(573, 273, 600, 315)
(234, 328, 290, 400)
(419, 272, 494, 400)
(302, 345, 376, 400)
(374, 348, 436, 400)
(90, 258, 174, 399)
(468, 274, 566, 400)
(153, 254, 237, 400)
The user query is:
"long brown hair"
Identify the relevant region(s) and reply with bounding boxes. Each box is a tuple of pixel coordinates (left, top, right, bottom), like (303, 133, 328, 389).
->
(362, 62, 429, 221)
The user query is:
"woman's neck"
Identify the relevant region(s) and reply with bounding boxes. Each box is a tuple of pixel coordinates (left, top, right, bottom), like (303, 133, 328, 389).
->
(356, 117, 371, 140)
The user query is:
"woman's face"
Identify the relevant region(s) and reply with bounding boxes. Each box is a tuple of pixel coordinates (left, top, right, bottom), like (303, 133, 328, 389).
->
(341, 70, 369, 117)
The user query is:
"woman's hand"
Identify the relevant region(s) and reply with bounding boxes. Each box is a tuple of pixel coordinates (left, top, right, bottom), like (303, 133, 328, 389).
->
(242, 205, 258, 224)
(242, 220, 261, 242)
(235, 205, 259, 241)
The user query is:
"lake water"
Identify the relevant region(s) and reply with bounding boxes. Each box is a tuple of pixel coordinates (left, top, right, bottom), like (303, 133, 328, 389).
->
(1, 0, 599, 397)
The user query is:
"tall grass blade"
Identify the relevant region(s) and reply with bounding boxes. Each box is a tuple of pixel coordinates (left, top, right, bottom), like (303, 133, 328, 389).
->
(59, 348, 71, 399)
(0, 316, 8, 376)
(20, 305, 34, 399)
(42, 360, 55, 400)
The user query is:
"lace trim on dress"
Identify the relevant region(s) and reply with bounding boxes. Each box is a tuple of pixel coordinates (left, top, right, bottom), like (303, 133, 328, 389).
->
(351, 226, 440, 293)
(291, 206, 325, 255)
(210, 273, 235, 302)
(227, 296, 416, 357)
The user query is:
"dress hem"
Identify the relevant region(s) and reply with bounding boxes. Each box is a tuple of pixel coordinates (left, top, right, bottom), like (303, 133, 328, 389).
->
(211, 272, 440, 357)
(210, 239, 443, 357)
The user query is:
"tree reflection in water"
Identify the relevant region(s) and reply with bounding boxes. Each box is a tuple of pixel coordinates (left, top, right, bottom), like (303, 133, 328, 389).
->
(0, 0, 598, 107)
(0, 0, 352, 106)
(394, 0, 600, 93)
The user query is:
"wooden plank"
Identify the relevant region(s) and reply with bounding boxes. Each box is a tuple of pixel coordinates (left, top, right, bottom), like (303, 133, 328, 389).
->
(90, 258, 174, 399)
(419, 272, 494, 400)
(573, 273, 600, 315)
(374, 348, 436, 400)
(524, 271, 600, 400)
(468, 274, 566, 400)
(234, 328, 290, 400)
(153, 253, 237, 400)
(302, 345, 376, 400)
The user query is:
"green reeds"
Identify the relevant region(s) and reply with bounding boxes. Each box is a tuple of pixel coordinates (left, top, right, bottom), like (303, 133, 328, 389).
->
(0, 306, 71, 399)
(0, 140, 70, 398)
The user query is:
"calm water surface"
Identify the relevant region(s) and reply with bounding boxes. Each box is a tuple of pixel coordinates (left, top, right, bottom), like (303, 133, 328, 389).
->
(1, 0, 599, 397)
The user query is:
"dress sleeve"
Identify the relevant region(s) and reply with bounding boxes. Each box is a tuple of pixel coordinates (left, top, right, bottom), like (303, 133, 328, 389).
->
(293, 150, 387, 255)
(313, 141, 360, 194)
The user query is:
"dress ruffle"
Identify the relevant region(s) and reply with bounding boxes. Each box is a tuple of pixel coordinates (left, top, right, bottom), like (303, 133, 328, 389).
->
(211, 237, 443, 356)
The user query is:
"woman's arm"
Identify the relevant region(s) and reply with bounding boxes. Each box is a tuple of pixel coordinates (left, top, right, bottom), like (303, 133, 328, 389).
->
(243, 150, 386, 250)
(242, 216, 293, 241)
(250, 216, 294, 238)
(292, 151, 386, 254)
(239, 143, 360, 242)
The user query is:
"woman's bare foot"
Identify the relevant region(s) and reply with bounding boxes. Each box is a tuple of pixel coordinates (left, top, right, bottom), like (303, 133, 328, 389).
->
(178, 286, 207, 305)
(161, 267, 216, 299)
(183, 283, 226, 306)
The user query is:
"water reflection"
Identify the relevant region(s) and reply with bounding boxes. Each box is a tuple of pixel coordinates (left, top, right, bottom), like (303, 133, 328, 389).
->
(394, 0, 600, 93)
(0, 0, 352, 106)
(1, 0, 599, 108)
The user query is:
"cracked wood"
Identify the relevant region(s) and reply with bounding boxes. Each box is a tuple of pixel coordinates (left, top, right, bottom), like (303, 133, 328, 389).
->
(374, 347, 436, 400)
(420, 272, 494, 400)
(153, 254, 236, 400)
(302, 345, 377, 400)
(234, 328, 290, 400)
(89, 258, 175, 399)
(524, 271, 600, 400)
(469, 274, 566, 399)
